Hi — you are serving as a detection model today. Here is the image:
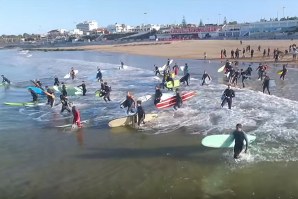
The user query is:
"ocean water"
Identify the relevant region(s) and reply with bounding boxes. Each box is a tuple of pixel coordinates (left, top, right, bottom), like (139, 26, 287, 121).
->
(0, 49, 298, 198)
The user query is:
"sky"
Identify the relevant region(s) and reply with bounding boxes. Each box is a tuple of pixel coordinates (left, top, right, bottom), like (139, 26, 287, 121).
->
(0, 0, 297, 35)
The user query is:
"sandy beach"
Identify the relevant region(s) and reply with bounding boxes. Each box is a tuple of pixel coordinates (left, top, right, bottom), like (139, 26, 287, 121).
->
(35, 40, 298, 65)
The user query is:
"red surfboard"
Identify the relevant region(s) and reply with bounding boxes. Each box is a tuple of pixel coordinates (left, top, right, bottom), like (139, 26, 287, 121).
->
(156, 91, 196, 109)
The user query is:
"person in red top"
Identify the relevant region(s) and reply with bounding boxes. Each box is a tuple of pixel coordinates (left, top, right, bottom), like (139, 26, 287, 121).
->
(72, 106, 82, 128)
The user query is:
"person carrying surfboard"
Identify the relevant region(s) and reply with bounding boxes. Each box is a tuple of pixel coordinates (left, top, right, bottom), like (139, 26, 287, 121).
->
(136, 100, 145, 126)
(231, 123, 248, 159)
(221, 84, 235, 109)
(180, 72, 190, 86)
(70, 67, 76, 80)
(201, 71, 211, 86)
(262, 74, 271, 95)
(77, 81, 87, 96)
(280, 64, 287, 80)
(120, 92, 136, 115)
(1, 75, 11, 85)
(154, 86, 162, 105)
(72, 106, 82, 128)
(60, 95, 71, 113)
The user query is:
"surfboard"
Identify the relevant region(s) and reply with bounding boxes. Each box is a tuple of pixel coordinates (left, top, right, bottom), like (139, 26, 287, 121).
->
(217, 65, 225, 73)
(180, 66, 185, 72)
(201, 78, 212, 85)
(108, 113, 158, 128)
(95, 90, 104, 97)
(55, 120, 88, 128)
(27, 86, 44, 95)
(269, 79, 276, 88)
(158, 59, 173, 71)
(64, 70, 79, 79)
(137, 95, 152, 102)
(156, 91, 196, 109)
(202, 134, 256, 148)
(53, 85, 82, 96)
(226, 72, 230, 78)
(166, 80, 180, 89)
(4, 102, 45, 107)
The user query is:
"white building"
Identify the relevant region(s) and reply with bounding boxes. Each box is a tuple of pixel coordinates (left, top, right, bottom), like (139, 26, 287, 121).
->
(69, 29, 83, 36)
(107, 23, 161, 33)
(76, 20, 98, 33)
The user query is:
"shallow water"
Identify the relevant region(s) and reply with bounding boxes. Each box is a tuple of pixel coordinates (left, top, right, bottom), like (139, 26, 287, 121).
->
(0, 49, 298, 198)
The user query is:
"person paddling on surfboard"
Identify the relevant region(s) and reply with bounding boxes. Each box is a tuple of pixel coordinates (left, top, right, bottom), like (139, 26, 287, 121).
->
(70, 67, 76, 80)
(231, 123, 248, 159)
(77, 81, 87, 96)
(72, 106, 82, 128)
(221, 84, 235, 109)
(201, 71, 211, 86)
(1, 75, 11, 85)
(28, 88, 38, 103)
(154, 86, 163, 105)
(120, 92, 136, 115)
(280, 64, 287, 80)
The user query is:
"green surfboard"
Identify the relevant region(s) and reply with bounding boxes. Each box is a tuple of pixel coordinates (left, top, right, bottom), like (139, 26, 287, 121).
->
(4, 102, 45, 107)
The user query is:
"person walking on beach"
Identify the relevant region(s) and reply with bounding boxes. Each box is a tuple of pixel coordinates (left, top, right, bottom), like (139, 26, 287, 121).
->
(267, 48, 270, 57)
(262, 74, 271, 95)
(263, 49, 266, 57)
(231, 50, 234, 59)
(231, 123, 248, 159)
(280, 64, 288, 80)
(250, 49, 254, 58)
(221, 84, 235, 109)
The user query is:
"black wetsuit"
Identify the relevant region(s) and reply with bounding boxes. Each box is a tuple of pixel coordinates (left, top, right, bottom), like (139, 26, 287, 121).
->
(280, 67, 287, 80)
(232, 130, 248, 159)
(70, 70, 75, 80)
(54, 77, 60, 86)
(29, 89, 38, 102)
(201, 74, 211, 86)
(174, 92, 182, 110)
(232, 71, 240, 85)
(121, 96, 135, 114)
(103, 85, 111, 102)
(221, 88, 235, 109)
(180, 73, 190, 86)
(245, 66, 252, 76)
(154, 89, 162, 105)
(2, 76, 10, 84)
(262, 77, 270, 95)
(155, 66, 160, 76)
(61, 97, 71, 113)
(78, 83, 87, 96)
(46, 88, 54, 106)
(241, 71, 248, 88)
(62, 84, 67, 96)
(136, 105, 145, 126)
(96, 70, 102, 81)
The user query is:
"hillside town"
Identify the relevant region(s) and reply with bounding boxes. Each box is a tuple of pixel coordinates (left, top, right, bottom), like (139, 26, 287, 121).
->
(1, 17, 298, 48)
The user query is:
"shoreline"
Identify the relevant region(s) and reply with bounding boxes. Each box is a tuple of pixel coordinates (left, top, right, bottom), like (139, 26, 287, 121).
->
(26, 40, 298, 66)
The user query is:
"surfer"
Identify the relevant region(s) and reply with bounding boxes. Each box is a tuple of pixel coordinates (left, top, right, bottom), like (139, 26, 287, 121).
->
(154, 65, 160, 76)
(256, 63, 266, 80)
(173, 89, 182, 110)
(165, 73, 175, 90)
(96, 68, 103, 82)
(45, 86, 54, 106)
(231, 123, 248, 159)
(201, 71, 211, 86)
(221, 84, 235, 109)
(102, 82, 111, 102)
(120, 92, 136, 114)
(262, 74, 271, 95)
(35, 79, 42, 88)
(280, 64, 287, 80)
(183, 63, 189, 76)
(245, 65, 253, 76)
(173, 63, 179, 75)
(1, 75, 11, 85)
(43, 88, 55, 108)
(28, 88, 38, 102)
(54, 76, 60, 86)
(231, 69, 240, 86)
(61, 82, 67, 96)
(60, 95, 71, 113)
(70, 67, 76, 80)
(136, 100, 145, 126)
(154, 86, 163, 105)
(180, 73, 190, 86)
(78, 81, 87, 96)
(240, 69, 248, 88)
(72, 106, 82, 128)
(120, 61, 124, 70)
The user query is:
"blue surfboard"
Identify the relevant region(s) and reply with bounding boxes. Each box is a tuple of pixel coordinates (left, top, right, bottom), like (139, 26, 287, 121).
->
(27, 86, 44, 95)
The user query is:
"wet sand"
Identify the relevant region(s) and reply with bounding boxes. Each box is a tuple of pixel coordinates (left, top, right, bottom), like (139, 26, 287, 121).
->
(33, 40, 298, 66)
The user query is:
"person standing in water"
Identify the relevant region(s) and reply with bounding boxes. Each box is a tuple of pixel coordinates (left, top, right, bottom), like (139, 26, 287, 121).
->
(28, 88, 38, 102)
(61, 82, 67, 97)
(221, 84, 235, 109)
(172, 63, 179, 76)
(183, 63, 189, 76)
(136, 100, 146, 126)
(72, 106, 82, 128)
(96, 68, 102, 82)
(154, 65, 160, 76)
(102, 82, 111, 102)
(120, 61, 124, 70)
(262, 74, 271, 95)
(60, 95, 71, 113)
(70, 67, 76, 80)
(154, 86, 163, 105)
(1, 75, 11, 85)
(54, 76, 60, 86)
(78, 81, 87, 96)
(280, 64, 288, 80)
(173, 89, 182, 110)
(201, 71, 211, 86)
(231, 123, 248, 159)
(120, 92, 136, 115)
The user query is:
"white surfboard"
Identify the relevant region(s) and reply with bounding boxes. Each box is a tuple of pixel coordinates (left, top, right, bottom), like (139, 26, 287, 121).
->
(108, 113, 158, 128)
(217, 65, 225, 73)
(201, 78, 212, 85)
(158, 59, 173, 71)
(202, 134, 256, 148)
(180, 66, 185, 72)
(55, 120, 88, 128)
(137, 95, 152, 102)
(64, 70, 79, 79)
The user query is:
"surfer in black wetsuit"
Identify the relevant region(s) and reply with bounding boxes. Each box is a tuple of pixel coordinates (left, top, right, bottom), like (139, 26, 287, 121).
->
(120, 92, 136, 114)
(280, 64, 287, 80)
(240, 69, 248, 88)
(154, 65, 160, 76)
(35, 80, 42, 88)
(54, 76, 60, 86)
(231, 69, 240, 86)
(231, 123, 248, 159)
(78, 81, 87, 96)
(183, 63, 189, 76)
(136, 100, 145, 126)
(60, 95, 71, 113)
(70, 67, 75, 80)
(120, 61, 124, 70)
(103, 82, 111, 102)
(154, 86, 163, 106)
(201, 71, 211, 86)
(61, 82, 67, 96)
(221, 84, 235, 109)
(28, 88, 38, 102)
(1, 75, 11, 85)
(43, 88, 55, 108)
(45, 86, 54, 105)
(96, 68, 102, 81)
(245, 65, 253, 76)
(173, 89, 182, 110)
(180, 73, 190, 86)
(262, 74, 271, 95)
